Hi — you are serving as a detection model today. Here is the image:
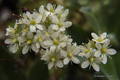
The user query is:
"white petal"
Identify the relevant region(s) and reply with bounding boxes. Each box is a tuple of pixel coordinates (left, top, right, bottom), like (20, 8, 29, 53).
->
(107, 49, 117, 55)
(60, 27, 65, 31)
(18, 36, 26, 43)
(30, 25, 36, 32)
(71, 56, 80, 64)
(63, 57, 70, 65)
(47, 3, 53, 11)
(94, 51, 101, 57)
(22, 45, 30, 54)
(59, 42, 66, 48)
(9, 43, 18, 53)
(5, 38, 13, 44)
(63, 9, 69, 17)
(80, 45, 86, 51)
(103, 40, 110, 48)
(72, 47, 80, 55)
(52, 16, 59, 24)
(67, 44, 72, 52)
(39, 5, 44, 14)
(96, 43, 102, 49)
(48, 62, 54, 69)
(54, 5, 63, 14)
(44, 39, 53, 46)
(50, 46, 56, 53)
(35, 15, 42, 23)
(36, 42, 40, 48)
(31, 44, 39, 53)
(92, 63, 100, 72)
(91, 33, 99, 40)
(63, 21, 72, 27)
(51, 24, 58, 30)
(26, 12, 32, 20)
(36, 24, 43, 30)
(101, 54, 107, 64)
(26, 31, 33, 39)
(61, 50, 67, 57)
(100, 32, 107, 40)
(56, 60, 63, 68)
(78, 52, 85, 57)
(81, 60, 90, 68)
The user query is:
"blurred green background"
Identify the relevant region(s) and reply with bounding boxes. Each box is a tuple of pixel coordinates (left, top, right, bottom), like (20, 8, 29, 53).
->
(0, 0, 120, 80)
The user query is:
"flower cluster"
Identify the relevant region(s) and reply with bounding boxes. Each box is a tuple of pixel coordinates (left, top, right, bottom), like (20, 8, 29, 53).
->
(5, 3, 117, 71)
(79, 32, 117, 71)
(5, 3, 80, 69)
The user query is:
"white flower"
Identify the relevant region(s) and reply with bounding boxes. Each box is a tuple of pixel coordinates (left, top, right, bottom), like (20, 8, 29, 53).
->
(51, 15, 72, 31)
(43, 33, 72, 48)
(95, 40, 117, 64)
(91, 32, 109, 43)
(18, 31, 39, 54)
(61, 43, 80, 65)
(81, 49, 102, 72)
(5, 27, 16, 36)
(21, 12, 43, 32)
(79, 42, 92, 57)
(33, 30, 46, 48)
(5, 32, 19, 53)
(41, 46, 63, 69)
(45, 3, 63, 16)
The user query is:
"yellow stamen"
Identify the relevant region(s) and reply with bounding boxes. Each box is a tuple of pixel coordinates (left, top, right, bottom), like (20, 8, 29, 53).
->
(101, 48, 107, 53)
(36, 38, 41, 42)
(67, 52, 72, 58)
(13, 38, 18, 43)
(54, 40, 59, 45)
(97, 38, 102, 42)
(58, 22, 63, 27)
(27, 40, 32, 44)
(85, 49, 90, 53)
(46, 32, 49, 35)
(30, 20, 35, 25)
(51, 57, 56, 62)
(90, 57, 94, 62)
(50, 8, 54, 12)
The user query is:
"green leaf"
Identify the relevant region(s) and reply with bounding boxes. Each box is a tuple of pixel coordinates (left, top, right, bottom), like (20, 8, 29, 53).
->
(80, 7, 101, 32)
(100, 58, 119, 80)
(28, 60, 49, 80)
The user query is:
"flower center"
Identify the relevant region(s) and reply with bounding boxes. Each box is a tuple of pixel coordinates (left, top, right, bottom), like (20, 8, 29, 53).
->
(23, 29, 28, 33)
(50, 8, 54, 12)
(97, 38, 102, 42)
(54, 40, 59, 45)
(58, 22, 63, 27)
(51, 57, 56, 62)
(101, 48, 107, 53)
(85, 49, 90, 53)
(46, 32, 49, 35)
(36, 38, 41, 42)
(27, 40, 32, 44)
(67, 52, 72, 58)
(90, 57, 94, 62)
(13, 38, 18, 43)
(30, 20, 35, 25)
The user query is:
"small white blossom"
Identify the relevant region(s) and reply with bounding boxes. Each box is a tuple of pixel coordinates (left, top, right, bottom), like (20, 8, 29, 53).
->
(91, 32, 109, 43)
(79, 42, 92, 57)
(18, 31, 39, 54)
(95, 40, 117, 64)
(21, 12, 43, 32)
(81, 49, 102, 72)
(41, 46, 63, 69)
(61, 43, 80, 65)
(5, 32, 19, 53)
